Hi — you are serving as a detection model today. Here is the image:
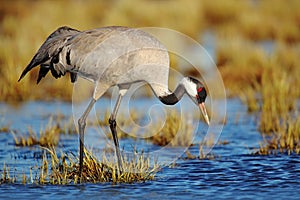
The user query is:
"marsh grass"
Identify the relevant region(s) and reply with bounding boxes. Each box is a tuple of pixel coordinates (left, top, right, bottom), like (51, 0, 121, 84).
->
(207, 0, 300, 42)
(12, 125, 60, 147)
(10, 115, 77, 147)
(0, 124, 10, 133)
(184, 135, 228, 160)
(0, 163, 16, 184)
(255, 115, 300, 155)
(150, 110, 194, 147)
(216, 36, 267, 97)
(184, 147, 216, 160)
(259, 68, 296, 133)
(255, 56, 299, 155)
(58, 116, 77, 135)
(239, 86, 260, 113)
(0, 117, 11, 133)
(248, 46, 300, 155)
(1, 1, 300, 102)
(0, 147, 160, 185)
(216, 29, 300, 155)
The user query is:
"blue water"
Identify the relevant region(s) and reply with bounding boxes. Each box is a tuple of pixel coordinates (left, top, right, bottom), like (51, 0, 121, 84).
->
(0, 98, 299, 200)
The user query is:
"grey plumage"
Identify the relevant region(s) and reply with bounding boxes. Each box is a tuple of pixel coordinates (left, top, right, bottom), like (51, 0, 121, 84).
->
(19, 26, 171, 98)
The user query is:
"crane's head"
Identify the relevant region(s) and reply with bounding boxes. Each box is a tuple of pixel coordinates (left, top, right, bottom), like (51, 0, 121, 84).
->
(182, 77, 210, 125)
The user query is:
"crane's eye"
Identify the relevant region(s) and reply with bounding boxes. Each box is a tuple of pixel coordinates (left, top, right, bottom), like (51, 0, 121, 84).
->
(196, 87, 207, 103)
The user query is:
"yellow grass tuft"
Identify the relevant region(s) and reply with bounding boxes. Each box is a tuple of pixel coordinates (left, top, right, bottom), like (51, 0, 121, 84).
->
(0, 124, 10, 133)
(12, 125, 60, 147)
(255, 115, 300, 155)
(1, 147, 160, 184)
(11, 115, 77, 147)
(0, 163, 17, 184)
(150, 110, 194, 147)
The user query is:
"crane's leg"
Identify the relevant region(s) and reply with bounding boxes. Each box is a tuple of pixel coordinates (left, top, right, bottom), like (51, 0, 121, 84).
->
(109, 93, 124, 172)
(78, 98, 96, 178)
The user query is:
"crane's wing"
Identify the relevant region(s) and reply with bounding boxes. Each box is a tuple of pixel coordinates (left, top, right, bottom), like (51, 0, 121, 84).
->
(18, 26, 80, 83)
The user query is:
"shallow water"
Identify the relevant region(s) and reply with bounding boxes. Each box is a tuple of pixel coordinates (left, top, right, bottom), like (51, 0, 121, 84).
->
(0, 98, 299, 199)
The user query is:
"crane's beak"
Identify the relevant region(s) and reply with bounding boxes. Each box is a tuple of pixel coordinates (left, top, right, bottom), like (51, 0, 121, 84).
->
(199, 102, 210, 125)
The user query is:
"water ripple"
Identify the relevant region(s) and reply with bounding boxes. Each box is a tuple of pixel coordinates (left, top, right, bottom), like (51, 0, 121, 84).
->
(1, 100, 299, 199)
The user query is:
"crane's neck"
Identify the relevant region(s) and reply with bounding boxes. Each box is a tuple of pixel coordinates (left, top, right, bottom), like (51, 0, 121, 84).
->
(158, 81, 187, 105)
(159, 84, 185, 105)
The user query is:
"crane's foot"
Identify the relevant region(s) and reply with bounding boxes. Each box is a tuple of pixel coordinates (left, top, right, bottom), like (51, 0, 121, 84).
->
(109, 118, 123, 173)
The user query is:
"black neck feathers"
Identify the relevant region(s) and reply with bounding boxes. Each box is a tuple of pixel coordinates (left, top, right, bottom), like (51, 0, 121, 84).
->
(159, 93, 179, 105)
(158, 83, 186, 105)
